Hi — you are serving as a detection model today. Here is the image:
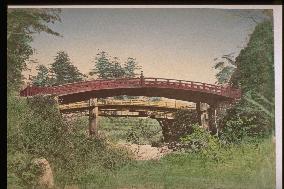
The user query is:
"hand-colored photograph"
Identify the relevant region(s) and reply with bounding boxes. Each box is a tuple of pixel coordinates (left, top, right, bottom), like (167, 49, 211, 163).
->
(7, 6, 280, 189)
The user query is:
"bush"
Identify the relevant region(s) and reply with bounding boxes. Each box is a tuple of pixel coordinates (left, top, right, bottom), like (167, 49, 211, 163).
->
(179, 124, 223, 162)
(8, 94, 132, 188)
(218, 99, 272, 144)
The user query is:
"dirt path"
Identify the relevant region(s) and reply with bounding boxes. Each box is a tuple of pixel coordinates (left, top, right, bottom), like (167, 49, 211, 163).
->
(116, 143, 172, 160)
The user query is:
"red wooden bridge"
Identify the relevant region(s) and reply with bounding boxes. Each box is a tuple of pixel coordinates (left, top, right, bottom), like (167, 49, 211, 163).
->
(20, 77, 241, 105)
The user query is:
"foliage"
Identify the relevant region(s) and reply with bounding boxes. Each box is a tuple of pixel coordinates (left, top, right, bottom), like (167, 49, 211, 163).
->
(179, 124, 222, 161)
(124, 58, 142, 78)
(126, 119, 162, 145)
(218, 99, 273, 144)
(108, 137, 275, 189)
(89, 51, 141, 79)
(7, 94, 131, 188)
(31, 65, 51, 87)
(8, 153, 44, 188)
(230, 20, 274, 100)
(213, 54, 237, 84)
(214, 20, 274, 143)
(50, 51, 86, 85)
(7, 8, 61, 92)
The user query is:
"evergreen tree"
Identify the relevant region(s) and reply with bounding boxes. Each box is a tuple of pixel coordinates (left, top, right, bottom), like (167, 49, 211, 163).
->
(50, 51, 85, 85)
(89, 51, 112, 79)
(90, 51, 142, 79)
(124, 58, 141, 78)
(111, 57, 126, 78)
(31, 65, 51, 87)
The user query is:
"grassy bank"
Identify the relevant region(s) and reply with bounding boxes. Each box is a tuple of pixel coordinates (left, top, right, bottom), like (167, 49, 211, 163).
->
(74, 137, 275, 189)
(8, 95, 275, 189)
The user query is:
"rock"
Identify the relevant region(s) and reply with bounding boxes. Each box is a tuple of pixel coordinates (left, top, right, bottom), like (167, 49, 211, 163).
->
(33, 158, 54, 189)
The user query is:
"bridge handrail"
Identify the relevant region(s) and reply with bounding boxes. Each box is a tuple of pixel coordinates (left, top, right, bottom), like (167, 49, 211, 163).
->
(20, 77, 241, 99)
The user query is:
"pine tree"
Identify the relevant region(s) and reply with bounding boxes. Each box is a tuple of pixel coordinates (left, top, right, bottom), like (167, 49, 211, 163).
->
(32, 65, 51, 87)
(124, 58, 141, 78)
(89, 51, 112, 79)
(90, 51, 141, 79)
(50, 51, 85, 85)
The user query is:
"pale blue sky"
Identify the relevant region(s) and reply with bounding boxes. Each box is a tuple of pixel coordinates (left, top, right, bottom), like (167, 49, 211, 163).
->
(26, 8, 268, 84)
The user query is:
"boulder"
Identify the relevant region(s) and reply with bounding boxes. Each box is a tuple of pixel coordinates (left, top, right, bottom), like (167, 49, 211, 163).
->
(33, 158, 54, 189)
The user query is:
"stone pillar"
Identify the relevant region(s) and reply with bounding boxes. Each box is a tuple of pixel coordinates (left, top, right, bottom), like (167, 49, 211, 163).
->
(89, 98, 99, 137)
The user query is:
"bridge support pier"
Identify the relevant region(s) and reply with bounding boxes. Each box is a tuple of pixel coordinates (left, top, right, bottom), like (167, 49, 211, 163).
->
(208, 104, 218, 135)
(156, 119, 174, 143)
(89, 98, 99, 137)
(196, 102, 209, 129)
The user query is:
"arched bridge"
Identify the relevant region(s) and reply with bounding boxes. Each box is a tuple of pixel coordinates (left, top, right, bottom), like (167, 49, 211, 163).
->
(20, 77, 241, 105)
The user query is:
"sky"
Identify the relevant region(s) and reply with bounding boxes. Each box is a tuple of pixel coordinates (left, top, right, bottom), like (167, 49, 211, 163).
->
(25, 8, 268, 84)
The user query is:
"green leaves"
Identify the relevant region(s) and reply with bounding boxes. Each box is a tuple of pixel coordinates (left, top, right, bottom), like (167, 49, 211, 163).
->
(180, 124, 222, 161)
(232, 21, 274, 99)
(50, 51, 86, 85)
(31, 51, 87, 87)
(8, 94, 132, 187)
(31, 65, 51, 87)
(7, 9, 61, 91)
(213, 54, 236, 85)
(90, 51, 141, 79)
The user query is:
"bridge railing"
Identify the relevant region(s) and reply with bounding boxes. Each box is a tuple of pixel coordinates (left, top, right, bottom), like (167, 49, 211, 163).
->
(143, 77, 241, 98)
(20, 77, 241, 99)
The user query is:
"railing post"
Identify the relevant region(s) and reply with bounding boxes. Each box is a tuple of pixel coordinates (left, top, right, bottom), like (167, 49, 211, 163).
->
(140, 71, 144, 86)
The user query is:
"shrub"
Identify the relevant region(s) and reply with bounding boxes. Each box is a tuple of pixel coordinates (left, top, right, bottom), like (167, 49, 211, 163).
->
(218, 99, 272, 144)
(179, 124, 222, 162)
(8, 94, 132, 188)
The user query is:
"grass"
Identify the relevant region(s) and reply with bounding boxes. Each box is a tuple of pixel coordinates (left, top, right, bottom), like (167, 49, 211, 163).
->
(108, 137, 275, 189)
(8, 99, 275, 189)
(74, 116, 163, 144)
(70, 137, 275, 189)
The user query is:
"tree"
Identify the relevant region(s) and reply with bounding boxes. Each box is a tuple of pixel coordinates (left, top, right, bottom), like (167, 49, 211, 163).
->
(217, 19, 275, 141)
(124, 58, 141, 78)
(89, 51, 112, 79)
(7, 8, 61, 92)
(90, 51, 142, 79)
(50, 51, 86, 85)
(230, 20, 274, 100)
(213, 54, 237, 85)
(110, 57, 126, 78)
(31, 65, 51, 87)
